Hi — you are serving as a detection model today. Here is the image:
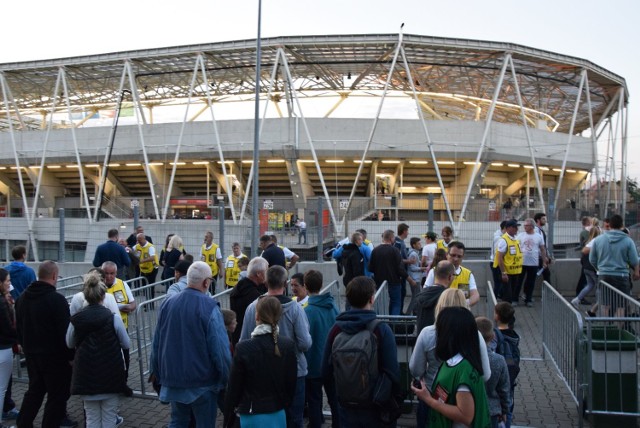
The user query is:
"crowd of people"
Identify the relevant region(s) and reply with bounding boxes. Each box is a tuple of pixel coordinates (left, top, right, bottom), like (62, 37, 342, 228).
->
(1, 211, 638, 428)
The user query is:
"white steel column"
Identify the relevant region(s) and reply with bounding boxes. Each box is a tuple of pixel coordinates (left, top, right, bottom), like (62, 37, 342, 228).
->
(583, 72, 600, 210)
(124, 61, 161, 220)
(553, 69, 587, 212)
(339, 29, 404, 235)
(621, 100, 628, 216)
(456, 53, 510, 232)
(59, 68, 93, 221)
(0, 73, 39, 260)
(507, 55, 546, 212)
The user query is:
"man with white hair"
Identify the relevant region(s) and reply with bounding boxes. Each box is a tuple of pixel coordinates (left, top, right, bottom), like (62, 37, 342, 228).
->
(150, 261, 231, 427)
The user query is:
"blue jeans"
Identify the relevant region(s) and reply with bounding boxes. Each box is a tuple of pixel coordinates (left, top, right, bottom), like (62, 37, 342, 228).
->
(416, 399, 430, 427)
(306, 376, 340, 428)
(388, 283, 402, 315)
(169, 390, 217, 428)
(286, 376, 305, 428)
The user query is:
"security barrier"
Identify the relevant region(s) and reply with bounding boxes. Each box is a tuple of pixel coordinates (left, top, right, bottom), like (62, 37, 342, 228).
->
(319, 279, 341, 309)
(541, 280, 584, 426)
(57, 275, 84, 288)
(373, 280, 389, 315)
(485, 280, 497, 320)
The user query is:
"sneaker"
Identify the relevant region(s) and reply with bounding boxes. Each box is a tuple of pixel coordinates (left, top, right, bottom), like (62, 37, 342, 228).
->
(526, 301, 533, 308)
(570, 298, 580, 309)
(2, 408, 19, 419)
(115, 415, 124, 427)
(586, 310, 597, 317)
(59, 416, 78, 428)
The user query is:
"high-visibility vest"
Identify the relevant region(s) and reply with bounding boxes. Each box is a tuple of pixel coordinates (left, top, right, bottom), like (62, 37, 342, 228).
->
(201, 243, 220, 277)
(106, 278, 129, 329)
(450, 266, 473, 299)
(134, 242, 157, 274)
(493, 233, 523, 275)
(225, 254, 246, 287)
(436, 239, 450, 251)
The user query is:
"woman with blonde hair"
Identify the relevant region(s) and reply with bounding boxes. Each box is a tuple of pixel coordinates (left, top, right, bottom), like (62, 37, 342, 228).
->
(410, 288, 490, 427)
(223, 296, 297, 427)
(572, 224, 602, 309)
(66, 273, 130, 427)
(161, 234, 185, 281)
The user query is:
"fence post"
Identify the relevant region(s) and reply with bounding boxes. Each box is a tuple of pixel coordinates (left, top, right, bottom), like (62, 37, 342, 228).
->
(133, 204, 139, 230)
(218, 199, 225, 257)
(317, 197, 324, 262)
(428, 193, 434, 232)
(58, 208, 65, 263)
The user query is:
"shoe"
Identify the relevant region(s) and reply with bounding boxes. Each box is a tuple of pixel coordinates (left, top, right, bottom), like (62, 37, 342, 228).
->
(526, 301, 533, 308)
(59, 416, 78, 428)
(123, 385, 134, 397)
(586, 310, 597, 317)
(580, 298, 591, 305)
(115, 415, 124, 427)
(2, 408, 18, 419)
(571, 298, 580, 309)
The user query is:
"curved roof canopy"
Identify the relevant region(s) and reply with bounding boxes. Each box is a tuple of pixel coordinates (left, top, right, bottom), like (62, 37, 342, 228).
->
(0, 33, 627, 134)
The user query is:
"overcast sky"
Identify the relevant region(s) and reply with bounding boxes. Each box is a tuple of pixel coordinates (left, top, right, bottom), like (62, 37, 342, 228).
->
(2, 0, 638, 179)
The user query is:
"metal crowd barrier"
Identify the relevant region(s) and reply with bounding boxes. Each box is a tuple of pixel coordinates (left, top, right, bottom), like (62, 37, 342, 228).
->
(541, 281, 585, 426)
(373, 280, 389, 315)
(57, 280, 85, 299)
(57, 275, 84, 288)
(319, 280, 341, 310)
(130, 277, 168, 301)
(130, 285, 233, 398)
(579, 280, 640, 427)
(485, 280, 498, 320)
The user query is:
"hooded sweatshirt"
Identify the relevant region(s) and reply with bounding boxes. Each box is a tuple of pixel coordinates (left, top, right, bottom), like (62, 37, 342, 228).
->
(304, 293, 339, 378)
(589, 230, 639, 276)
(413, 285, 447, 332)
(5, 261, 36, 299)
(321, 309, 400, 386)
(230, 277, 263, 346)
(240, 294, 312, 377)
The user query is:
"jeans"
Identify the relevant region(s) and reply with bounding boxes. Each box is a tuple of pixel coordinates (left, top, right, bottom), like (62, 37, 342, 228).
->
(17, 355, 71, 428)
(500, 274, 521, 304)
(388, 283, 402, 315)
(306, 376, 340, 428)
(416, 399, 430, 427)
(169, 390, 217, 428)
(298, 229, 307, 244)
(0, 348, 12, 418)
(84, 395, 119, 428)
(520, 265, 538, 303)
(576, 270, 597, 301)
(286, 376, 305, 428)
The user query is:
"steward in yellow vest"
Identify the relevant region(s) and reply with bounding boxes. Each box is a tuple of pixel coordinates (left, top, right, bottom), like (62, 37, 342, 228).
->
(107, 278, 132, 329)
(493, 219, 523, 303)
(225, 244, 247, 288)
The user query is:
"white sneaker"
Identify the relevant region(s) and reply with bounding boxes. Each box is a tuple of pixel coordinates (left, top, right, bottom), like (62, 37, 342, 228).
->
(570, 298, 580, 309)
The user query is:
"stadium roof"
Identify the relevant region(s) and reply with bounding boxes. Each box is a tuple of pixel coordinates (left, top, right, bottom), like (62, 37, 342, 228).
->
(0, 33, 627, 134)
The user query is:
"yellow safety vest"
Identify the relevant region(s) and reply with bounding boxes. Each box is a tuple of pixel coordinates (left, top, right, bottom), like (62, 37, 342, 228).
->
(201, 243, 220, 277)
(225, 254, 246, 287)
(450, 266, 473, 299)
(135, 242, 158, 274)
(106, 278, 129, 329)
(437, 239, 449, 251)
(493, 233, 523, 275)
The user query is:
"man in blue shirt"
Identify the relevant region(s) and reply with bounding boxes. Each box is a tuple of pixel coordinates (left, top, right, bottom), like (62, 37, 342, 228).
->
(93, 229, 130, 280)
(5, 245, 36, 299)
(150, 261, 231, 427)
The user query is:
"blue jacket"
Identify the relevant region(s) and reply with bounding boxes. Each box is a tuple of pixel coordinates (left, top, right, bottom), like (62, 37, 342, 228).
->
(321, 309, 400, 384)
(304, 293, 339, 378)
(333, 243, 373, 277)
(93, 240, 131, 270)
(5, 262, 36, 299)
(589, 230, 639, 276)
(151, 288, 230, 391)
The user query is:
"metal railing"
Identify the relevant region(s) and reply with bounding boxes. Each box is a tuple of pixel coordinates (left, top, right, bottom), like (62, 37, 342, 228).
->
(373, 280, 389, 315)
(57, 275, 84, 288)
(319, 279, 341, 310)
(541, 281, 585, 426)
(485, 279, 498, 320)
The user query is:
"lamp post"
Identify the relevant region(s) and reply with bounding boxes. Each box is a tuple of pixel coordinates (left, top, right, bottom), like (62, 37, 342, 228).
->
(250, 0, 262, 257)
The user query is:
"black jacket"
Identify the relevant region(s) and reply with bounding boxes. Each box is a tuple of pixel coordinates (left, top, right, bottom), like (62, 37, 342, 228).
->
(368, 244, 407, 286)
(223, 334, 296, 426)
(413, 285, 447, 332)
(341, 243, 364, 286)
(0, 294, 17, 349)
(230, 277, 262, 346)
(15, 281, 74, 361)
(69, 305, 126, 395)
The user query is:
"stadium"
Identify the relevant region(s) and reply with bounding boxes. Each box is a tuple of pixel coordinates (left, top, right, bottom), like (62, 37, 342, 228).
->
(0, 33, 629, 261)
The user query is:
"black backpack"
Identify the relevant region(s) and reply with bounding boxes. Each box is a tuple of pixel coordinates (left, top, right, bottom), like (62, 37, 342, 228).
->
(341, 245, 365, 285)
(331, 319, 382, 408)
(494, 327, 521, 388)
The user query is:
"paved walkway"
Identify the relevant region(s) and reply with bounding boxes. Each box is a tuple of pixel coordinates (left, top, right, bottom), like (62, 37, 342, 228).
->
(9, 294, 587, 428)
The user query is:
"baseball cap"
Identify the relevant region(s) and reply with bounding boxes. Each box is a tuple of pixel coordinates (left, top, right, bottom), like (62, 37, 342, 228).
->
(423, 231, 437, 240)
(505, 219, 520, 228)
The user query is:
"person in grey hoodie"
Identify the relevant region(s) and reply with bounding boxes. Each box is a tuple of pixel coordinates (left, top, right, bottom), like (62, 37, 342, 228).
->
(239, 265, 312, 428)
(589, 214, 640, 315)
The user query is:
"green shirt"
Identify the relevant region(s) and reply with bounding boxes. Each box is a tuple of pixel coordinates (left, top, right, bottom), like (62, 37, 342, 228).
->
(429, 355, 491, 428)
